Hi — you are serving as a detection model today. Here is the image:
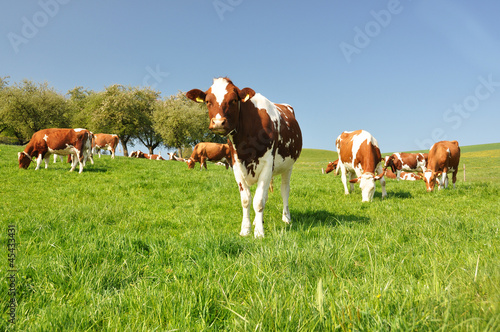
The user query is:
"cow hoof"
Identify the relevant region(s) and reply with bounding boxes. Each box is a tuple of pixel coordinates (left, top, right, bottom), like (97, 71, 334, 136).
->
(282, 215, 291, 224)
(240, 229, 251, 237)
(254, 230, 265, 239)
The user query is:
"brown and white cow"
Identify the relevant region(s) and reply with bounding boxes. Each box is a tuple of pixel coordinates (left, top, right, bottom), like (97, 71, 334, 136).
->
(187, 142, 233, 170)
(93, 133, 119, 158)
(168, 152, 188, 162)
(187, 77, 302, 238)
(129, 150, 164, 160)
(422, 140, 460, 192)
(335, 130, 386, 202)
(384, 152, 427, 180)
(18, 128, 92, 173)
(400, 172, 422, 181)
(325, 159, 339, 174)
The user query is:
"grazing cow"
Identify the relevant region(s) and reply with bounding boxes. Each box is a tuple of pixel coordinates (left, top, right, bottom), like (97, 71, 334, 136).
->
(187, 142, 233, 170)
(325, 159, 339, 174)
(422, 140, 460, 192)
(187, 77, 302, 238)
(335, 130, 386, 202)
(18, 128, 92, 173)
(384, 152, 428, 180)
(93, 134, 119, 158)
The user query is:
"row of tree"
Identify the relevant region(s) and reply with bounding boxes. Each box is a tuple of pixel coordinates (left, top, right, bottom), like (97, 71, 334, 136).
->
(0, 77, 224, 157)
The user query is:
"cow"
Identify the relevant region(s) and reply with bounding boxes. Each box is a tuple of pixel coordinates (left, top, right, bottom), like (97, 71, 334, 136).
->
(92, 133, 119, 158)
(146, 153, 165, 160)
(422, 140, 460, 192)
(18, 128, 92, 174)
(187, 77, 302, 238)
(325, 159, 339, 174)
(129, 150, 164, 160)
(384, 152, 428, 180)
(335, 130, 386, 202)
(187, 142, 233, 170)
(400, 172, 422, 181)
(168, 152, 188, 162)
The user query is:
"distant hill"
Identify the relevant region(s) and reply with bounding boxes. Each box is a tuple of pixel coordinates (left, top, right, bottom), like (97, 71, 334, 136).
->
(300, 142, 500, 163)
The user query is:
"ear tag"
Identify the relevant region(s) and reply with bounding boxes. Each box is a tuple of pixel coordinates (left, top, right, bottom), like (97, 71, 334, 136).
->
(196, 97, 205, 103)
(242, 94, 251, 102)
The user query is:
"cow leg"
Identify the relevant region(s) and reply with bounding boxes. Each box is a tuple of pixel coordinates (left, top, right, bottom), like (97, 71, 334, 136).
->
(378, 168, 387, 199)
(396, 170, 402, 181)
(34, 154, 43, 170)
(111, 148, 115, 159)
(349, 173, 355, 193)
(238, 182, 252, 237)
(44, 156, 50, 169)
(443, 173, 449, 189)
(253, 174, 273, 238)
(452, 170, 457, 189)
(281, 168, 293, 224)
(69, 153, 78, 172)
(340, 167, 350, 195)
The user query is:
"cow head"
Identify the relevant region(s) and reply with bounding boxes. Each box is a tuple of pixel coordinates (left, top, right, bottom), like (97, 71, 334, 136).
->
(325, 159, 338, 174)
(18, 151, 32, 169)
(422, 170, 442, 192)
(187, 158, 195, 169)
(186, 78, 255, 136)
(384, 155, 399, 173)
(350, 169, 385, 202)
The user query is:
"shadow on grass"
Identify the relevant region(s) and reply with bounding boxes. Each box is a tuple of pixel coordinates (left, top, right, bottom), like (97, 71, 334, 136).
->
(291, 209, 370, 230)
(387, 190, 413, 199)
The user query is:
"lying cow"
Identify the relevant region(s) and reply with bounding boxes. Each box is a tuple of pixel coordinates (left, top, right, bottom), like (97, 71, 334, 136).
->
(168, 152, 188, 162)
(422, 140, 460, 192)
(384, 152, 427, 180)
(18, 128, 92, 173)
(187, 142, 233, 170)
(93, 133, 119, 158)
(129, 150, 164, 160)
(335, 130, 386, 202)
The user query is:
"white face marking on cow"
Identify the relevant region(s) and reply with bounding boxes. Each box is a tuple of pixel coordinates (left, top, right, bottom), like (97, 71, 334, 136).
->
(211, 78, 229, 106)
(215, 113, 222, 120)
(359, 173, 376, 202)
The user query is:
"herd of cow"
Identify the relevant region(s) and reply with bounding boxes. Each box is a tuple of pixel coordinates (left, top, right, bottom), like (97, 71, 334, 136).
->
(17, 78, 461, 238)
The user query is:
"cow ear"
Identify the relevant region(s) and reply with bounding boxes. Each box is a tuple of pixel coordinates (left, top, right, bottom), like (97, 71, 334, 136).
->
(186, 89, 206, 103)
(239, 88, 255, 102)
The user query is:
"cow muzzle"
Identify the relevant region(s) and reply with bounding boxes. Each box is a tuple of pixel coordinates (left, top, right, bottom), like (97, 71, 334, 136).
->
(209, 117, 228, 135)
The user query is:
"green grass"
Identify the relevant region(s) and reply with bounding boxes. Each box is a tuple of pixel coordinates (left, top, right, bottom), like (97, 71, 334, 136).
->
(1, 144, 499, 331)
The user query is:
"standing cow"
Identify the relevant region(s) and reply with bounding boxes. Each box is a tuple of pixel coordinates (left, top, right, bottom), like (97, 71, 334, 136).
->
(335, 130, 386, 202)
(18, 128, 92, 173)
(187, 77, 302, 238)
(187, 142, 233, 170)
(422, 140, 460, 192)
(93, 133, 119, 158)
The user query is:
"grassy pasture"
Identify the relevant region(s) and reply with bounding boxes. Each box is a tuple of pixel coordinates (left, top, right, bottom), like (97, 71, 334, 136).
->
(1, 143, 499, 331)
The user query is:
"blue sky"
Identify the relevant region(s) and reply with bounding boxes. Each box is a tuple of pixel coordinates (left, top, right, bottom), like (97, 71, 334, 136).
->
(2, 0, 500, 153)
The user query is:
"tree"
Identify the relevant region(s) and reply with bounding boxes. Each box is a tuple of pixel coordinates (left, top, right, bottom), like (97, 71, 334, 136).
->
(67, 86, 97, 129)
(86, 85, 160, 157)
(131, 87, 162, 155)
(153, 92, 224, 157)
(0, 79, 71, 144)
